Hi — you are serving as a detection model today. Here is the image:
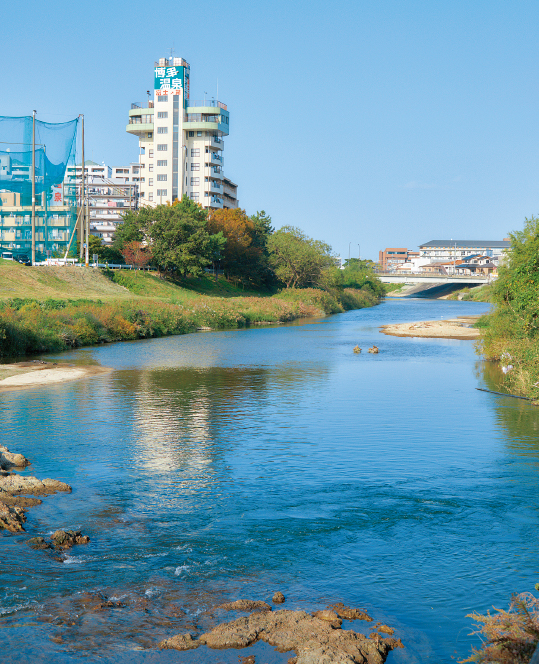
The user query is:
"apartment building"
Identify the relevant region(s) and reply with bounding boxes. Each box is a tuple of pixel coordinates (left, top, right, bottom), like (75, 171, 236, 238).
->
(222, 177, 238, 209)
(127, 56, 237, 209)
(378, 247, 420, 271)
(0, 187, 76, 259)
(419, 240, 510, 263)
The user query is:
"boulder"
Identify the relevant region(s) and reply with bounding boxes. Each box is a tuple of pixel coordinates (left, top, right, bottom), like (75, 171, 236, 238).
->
(50, 530, 90, 549)
(0, 445, 29, 470)
(273, 591, 286, 604)
(0, 475, 71, 496)
(0, 501, 26, 532)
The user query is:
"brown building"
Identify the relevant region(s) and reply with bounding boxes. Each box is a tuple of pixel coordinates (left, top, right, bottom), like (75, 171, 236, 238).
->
(378, 247, 419, 271)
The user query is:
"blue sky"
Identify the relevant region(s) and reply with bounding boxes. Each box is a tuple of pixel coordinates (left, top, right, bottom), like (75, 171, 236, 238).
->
(2, 0, 538, 260)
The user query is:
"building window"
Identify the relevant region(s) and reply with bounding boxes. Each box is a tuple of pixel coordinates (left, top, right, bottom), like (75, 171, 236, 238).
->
(149, 164, 153, 172)
(158, 96, 168, 102)
(197, 131, 202, 136)
(149, 150, 154, 158)
(157, 174, 167, 181)
(157, 112, 168, 119)
(147, 132, 153, 138)
(157, 160, 167, 167)
(149, 179, 153, 186)
(191, 148, 200, 157)
(191, 177, 200, 186)
(188, 131, 194, 137)
(157, 189, 167, 196)
(190, 192, 199, 200)
(204, 191, 210, 197)
(191, 163, 200, 171)
(157, 127, 168, 134)
(148, 193, 153, 201)
(157, 144, 167, 151)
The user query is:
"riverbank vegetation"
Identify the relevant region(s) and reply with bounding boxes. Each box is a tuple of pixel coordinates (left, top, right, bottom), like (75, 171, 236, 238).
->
(447, 284, 492, 302)
(461, 588, 539, 664)
(478, 216, 539, 400)
(0, 286, 377, 358)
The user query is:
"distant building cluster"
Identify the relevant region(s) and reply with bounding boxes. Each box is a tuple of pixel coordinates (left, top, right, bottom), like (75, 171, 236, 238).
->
(0, 53, 240, 260)
(378, 240, 511, 277)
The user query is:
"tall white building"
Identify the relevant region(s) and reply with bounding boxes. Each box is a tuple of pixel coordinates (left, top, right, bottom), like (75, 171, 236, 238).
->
(127, 56, 237, 210)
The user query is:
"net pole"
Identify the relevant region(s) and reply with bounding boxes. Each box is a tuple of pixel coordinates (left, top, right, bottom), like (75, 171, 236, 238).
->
(80, 115, 85, 262)
(31, 110, 36, 265)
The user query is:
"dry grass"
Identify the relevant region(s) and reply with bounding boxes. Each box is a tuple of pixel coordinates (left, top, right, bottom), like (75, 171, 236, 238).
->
(461, 591, 539, 664)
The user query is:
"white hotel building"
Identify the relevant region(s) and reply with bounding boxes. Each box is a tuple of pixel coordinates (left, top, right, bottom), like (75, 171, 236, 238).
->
(127, 56, 238, 210)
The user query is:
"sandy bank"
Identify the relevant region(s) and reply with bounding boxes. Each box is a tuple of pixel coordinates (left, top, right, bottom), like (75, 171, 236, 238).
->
(380, 315, 481, 340)
(0, 362, 110, 392)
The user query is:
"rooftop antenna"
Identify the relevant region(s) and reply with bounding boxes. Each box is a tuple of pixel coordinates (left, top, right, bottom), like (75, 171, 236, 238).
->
(169, 46, 175, 61)
(217, 78, 219, 102)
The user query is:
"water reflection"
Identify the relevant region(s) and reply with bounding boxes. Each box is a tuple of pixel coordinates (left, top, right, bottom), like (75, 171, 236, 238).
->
(479, 360, 539, 455)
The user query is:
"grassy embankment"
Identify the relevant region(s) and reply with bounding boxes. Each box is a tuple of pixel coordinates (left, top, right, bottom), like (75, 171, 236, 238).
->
(446, 284, 492, 302)
(0, 259, 379, 358)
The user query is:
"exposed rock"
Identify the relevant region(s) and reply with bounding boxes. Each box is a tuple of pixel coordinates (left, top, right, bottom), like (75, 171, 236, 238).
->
(27, 536, 51, 550)
(0, 445, 29, 470)
(217, 600, 272, 613)
(0, 501, 26, 532)
(160, 608, 403, 663)
(0, 474, 71, 496)
(375, 624, 394, 635)
(50, 530, 90, 549)
(313, 610, 339, 623)
(0, 488, 42, 507)
(330, 603, 373, 622)
(273, 592, 286, 604)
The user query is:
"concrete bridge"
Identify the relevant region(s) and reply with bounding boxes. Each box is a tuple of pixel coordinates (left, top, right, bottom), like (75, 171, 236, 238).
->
(377, 272, 494, 298)
(377, 272, 493, 284)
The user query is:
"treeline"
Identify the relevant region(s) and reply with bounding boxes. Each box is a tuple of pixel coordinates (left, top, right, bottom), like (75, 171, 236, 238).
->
(480, 215, 539, 399)
(86, 196, 384, 296)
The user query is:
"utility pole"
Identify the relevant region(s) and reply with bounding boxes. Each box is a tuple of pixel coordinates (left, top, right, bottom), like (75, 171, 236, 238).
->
(348, 242, 351, 261)
(358, 244, 361, 261)
(31, 110, 36, 265)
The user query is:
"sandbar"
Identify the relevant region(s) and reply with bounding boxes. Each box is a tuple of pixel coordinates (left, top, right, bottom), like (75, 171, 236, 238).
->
(0, 362, 110, 392)
(380, 315, 482, 340)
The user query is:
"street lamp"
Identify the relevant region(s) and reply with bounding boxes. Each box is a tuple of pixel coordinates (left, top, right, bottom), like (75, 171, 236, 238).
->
(348, 242, 351, 261)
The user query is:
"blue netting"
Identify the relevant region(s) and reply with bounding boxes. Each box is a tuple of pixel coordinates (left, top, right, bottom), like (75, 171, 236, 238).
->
(0, 116, 78, 195)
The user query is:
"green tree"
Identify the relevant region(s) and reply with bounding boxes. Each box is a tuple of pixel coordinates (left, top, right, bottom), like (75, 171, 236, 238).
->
(113, 208, 146, 253)
(249, 210, 277, 288)
(490, 216, 539, 335)
(267, 225, 335, 288)
(342, 258, 385, 297)
(141, 196, 225, 276)
(76, 235, 123, 264)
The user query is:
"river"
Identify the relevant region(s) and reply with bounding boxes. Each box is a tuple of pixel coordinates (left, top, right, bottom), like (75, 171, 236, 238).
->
(1, 297, 538, 663)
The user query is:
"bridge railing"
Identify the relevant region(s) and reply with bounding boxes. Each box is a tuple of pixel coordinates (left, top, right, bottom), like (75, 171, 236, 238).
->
(375, 271, 494, 280)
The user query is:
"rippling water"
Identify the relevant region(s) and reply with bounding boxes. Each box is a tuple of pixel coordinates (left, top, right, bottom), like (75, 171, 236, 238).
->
(2, 298, 539, 663)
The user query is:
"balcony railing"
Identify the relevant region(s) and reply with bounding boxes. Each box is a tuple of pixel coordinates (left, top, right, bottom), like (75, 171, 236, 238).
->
(131, 101, 154, 109)
(185, 113, 222, 123)
(129, 115, 153, 124)
(187, 100, 227, 110)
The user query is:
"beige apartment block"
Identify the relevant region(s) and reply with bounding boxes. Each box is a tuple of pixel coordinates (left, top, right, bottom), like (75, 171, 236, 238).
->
(127, 56, 238, 210)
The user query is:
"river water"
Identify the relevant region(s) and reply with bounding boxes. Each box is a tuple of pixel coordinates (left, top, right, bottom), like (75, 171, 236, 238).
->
(1, 298, 539, 663)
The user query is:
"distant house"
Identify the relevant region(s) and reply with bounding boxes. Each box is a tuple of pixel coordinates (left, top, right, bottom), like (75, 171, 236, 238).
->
(454, 255, 497, 276)
(378, 247, 419, 271)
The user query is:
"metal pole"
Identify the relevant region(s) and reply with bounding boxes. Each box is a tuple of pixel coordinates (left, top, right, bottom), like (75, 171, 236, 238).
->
(348, 242, 351, 261)
(31, 110, 36, 265)
(358, 244, 360, 261)
(80, 115, 85, 262)
(85, 174, 89, 267)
